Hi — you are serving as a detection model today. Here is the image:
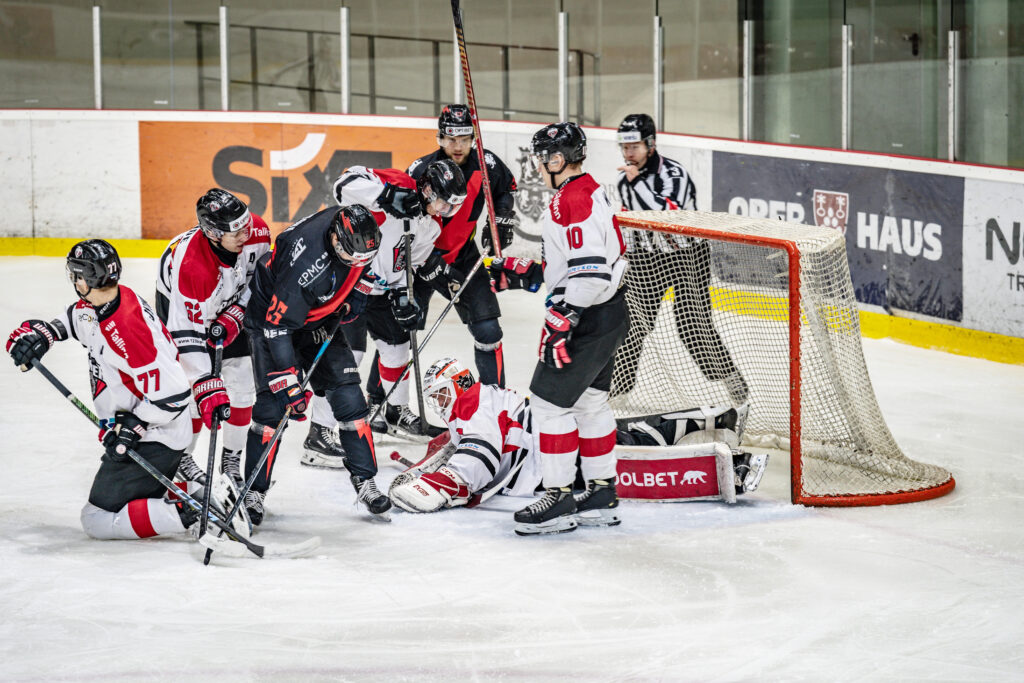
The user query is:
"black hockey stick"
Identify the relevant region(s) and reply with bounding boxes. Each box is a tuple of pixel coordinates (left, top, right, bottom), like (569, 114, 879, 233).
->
(204, 318, 341, 565)
(403, 220, 429, 427)
(198, 340, 225, 540)
(28, 358, 319, 559)
(450, 0, 504, 260)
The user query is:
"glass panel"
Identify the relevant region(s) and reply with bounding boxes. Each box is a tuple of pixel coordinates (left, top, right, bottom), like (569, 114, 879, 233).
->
(564, 0, 652, 128)
(102, 0, 220, 110)
(848, 0, 949, 158)
(958, 0, 1024, 168)
(751, 0, 844, 148)
(0, 0, 94, 108)
(662, 0, 742, 138)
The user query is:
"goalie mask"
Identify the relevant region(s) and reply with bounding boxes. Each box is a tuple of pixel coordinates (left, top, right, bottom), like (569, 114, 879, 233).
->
(66, 239, 122, 299)
(423, 357, 475, 423)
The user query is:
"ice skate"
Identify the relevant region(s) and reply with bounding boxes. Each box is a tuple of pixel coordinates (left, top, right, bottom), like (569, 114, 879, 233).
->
(243, 489, 266, 527)
(351, 474, 393, 522)
(382, 403, 444, 443)
(301, 422, 348, 469)
(220, 448, 243, 490)
(176, 452, 207, 486)
(573, 478, 621, 527)
(733, 452, 768, 494)
(513, 487, 578, 536)
(367, 400, 388, 434)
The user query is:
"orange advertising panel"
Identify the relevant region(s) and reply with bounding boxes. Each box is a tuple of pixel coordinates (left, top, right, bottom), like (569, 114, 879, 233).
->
(139, 122, 435, 240)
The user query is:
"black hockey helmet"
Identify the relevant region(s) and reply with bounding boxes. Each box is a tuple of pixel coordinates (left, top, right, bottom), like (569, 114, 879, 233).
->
(417, 159, 467, 218)
(66, 239, 122, 293)
(617, 113, 657, 147)
(329, 204, 382, 265)
(196, 188, 252, 239)
(438, 104, 474, 138)
(531, 121, 587, 168)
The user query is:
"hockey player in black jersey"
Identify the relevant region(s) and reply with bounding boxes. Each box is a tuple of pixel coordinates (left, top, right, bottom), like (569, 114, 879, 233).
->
(243, 204, 392, 523)
(403, 103, 519, 389)
(613, 113, 748, 405)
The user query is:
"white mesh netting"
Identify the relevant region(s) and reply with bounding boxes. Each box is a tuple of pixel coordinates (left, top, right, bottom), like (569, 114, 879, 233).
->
(610, 210, 953, 505)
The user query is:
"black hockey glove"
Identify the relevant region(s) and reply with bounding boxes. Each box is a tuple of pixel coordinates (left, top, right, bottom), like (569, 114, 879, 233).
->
(388, 287, 423, 331)
(6, 319, 66, 371)
(377, 183, 422, 219)
(538, 303, 580, 369)
(418, 250, 465, 296)
(481, 213, 518, 254)
(487, 257, 542, 293)
(102, 411, 148, 462)
(340, 277, 374, 324)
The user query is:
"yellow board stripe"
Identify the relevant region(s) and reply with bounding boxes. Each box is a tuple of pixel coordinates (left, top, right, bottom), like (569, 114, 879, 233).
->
(4, 237, 1022, 365)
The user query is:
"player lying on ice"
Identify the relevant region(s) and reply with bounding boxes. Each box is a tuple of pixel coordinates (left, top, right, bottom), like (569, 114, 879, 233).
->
(388, 358, 767, 534)
(5, 240, 251, 541)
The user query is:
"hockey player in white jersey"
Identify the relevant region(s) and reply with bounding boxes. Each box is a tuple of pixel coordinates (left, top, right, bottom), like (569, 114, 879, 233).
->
(388, 358, 766, 515)
(6, 240, 249, 541)
(155, 189, 271, 485)
(328, 159, 462, 442)
(613, 113, 748, 405)
(488, 122, 631, 535)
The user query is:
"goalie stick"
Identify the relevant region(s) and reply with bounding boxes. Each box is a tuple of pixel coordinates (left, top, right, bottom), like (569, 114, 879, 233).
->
(28, 358, 320, 560)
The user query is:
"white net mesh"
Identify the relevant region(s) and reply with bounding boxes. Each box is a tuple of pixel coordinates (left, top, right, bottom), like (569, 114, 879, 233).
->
(611, 210, 953, 505)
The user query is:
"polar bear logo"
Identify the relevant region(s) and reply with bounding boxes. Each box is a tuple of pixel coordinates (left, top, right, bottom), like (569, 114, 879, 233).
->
(682, 470, 707, 485)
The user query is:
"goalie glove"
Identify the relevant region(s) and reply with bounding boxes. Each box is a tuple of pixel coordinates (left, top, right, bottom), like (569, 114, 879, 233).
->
(487, 257, 542, 293)
(538, 303, 580, 369)
(208, 303, 245, 349)
(6, 319, 66, 371)
(481, 213, 518, 254)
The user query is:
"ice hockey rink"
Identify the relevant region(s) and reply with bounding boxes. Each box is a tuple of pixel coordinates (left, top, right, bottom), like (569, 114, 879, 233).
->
(1, 254, 1021, 682)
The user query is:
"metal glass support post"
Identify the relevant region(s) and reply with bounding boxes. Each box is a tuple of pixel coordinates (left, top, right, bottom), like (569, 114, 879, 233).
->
(219, 5, 229, 111)
(742, 19, 752, 141)
(558, 11, 568, 121)
(340, 6, 350, 114)
(653, 14, 663, 127)
(842, 24, 852, 150)
(452, 25, 462, 104)
(947, 30, 959, 162)
(92, 5, 101, 109)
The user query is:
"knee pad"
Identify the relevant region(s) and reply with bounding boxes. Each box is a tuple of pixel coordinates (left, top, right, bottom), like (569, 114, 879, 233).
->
(223, 357, 256, 408)
(468, 318, 502, 346)
(327, 384, 369, 422)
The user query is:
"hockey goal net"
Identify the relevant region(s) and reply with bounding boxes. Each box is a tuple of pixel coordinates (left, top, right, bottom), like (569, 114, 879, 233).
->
(610, 209, 955, 506)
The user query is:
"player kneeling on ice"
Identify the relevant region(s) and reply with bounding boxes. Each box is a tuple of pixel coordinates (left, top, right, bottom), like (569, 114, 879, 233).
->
(5, 240, 250, 541)
(388, 358, 767, 519)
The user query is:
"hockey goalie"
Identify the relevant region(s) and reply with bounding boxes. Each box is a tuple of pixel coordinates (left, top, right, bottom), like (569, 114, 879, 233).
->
(388, 358, 767, 532)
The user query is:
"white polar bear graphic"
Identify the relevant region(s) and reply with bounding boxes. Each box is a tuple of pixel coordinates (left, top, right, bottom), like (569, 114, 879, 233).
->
(682, 470, 707, 485)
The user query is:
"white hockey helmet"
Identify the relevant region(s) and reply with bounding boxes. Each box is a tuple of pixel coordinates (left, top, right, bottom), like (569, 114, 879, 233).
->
(422, 357, 475, 423)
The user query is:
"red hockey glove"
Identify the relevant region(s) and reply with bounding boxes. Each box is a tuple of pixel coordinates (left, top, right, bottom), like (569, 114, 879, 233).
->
(538, 303, 580, 369)
(193, 375, 231, 430)
(488, 257, 542, 293)
(208, 303, 245, 349)
(267, 367, 311, 421)
(7, 319, 65, 371)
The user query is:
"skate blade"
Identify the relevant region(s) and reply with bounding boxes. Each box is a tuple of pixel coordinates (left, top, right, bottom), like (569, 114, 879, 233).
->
(514, 517, 578, 536)
(300, 449, 348, 469)
(575, 509, 622, 527)
(385, 425, 432, 444)
(369, 509, 393, 523)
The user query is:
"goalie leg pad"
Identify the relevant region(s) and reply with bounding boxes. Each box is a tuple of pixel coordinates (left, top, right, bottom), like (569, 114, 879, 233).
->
(389, 466, 470, 513)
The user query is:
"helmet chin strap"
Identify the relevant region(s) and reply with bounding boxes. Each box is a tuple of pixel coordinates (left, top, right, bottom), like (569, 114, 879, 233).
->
(546, 158, 567, 188)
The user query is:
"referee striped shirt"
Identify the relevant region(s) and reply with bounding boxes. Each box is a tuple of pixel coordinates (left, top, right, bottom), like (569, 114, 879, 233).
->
(618, 151, 697, 252)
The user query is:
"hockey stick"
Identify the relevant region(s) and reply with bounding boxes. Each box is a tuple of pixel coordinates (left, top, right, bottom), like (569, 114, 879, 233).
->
(198, 340, 225, 540)
(203, 317, 341, 565)
(28, 359, 320, 559)
(403, 220, 429, 427)
(450, 0, 504, 259)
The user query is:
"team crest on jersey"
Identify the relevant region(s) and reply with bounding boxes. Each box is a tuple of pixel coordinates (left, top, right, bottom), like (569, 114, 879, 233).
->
(813, 189, 850, 234)
(393, 244, 407, 272)
(290, 236, 307, 265)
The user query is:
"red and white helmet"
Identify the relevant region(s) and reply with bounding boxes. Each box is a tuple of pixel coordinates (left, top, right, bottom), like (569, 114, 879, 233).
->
(422, 357, 475, 423)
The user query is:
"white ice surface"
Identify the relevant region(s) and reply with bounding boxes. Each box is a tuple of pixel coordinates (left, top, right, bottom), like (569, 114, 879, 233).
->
(1, 256, 1022, 682)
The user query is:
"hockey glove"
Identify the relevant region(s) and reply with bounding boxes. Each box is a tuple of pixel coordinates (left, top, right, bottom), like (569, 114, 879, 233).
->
(6, 319, 66, 371)
(340, 277, 373, 324)
(102, 411, 147, 462)
(193, 375, 231, 430)
(388, 288, 423, 331)
(268, 367, 311, 421)
(377, 183, 422, 219)
(481, 213, 518, 254)
(488, 257, 542, 293)
(208, 303, 245, 349)
(418, 250, 465, 296)
(538, 303, 580, 369)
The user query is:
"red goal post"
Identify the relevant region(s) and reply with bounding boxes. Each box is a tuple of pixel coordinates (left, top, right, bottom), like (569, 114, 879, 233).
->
(611, 209, 955, 507)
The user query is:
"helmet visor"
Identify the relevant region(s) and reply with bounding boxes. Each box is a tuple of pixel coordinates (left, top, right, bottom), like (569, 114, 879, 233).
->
(66, 258, 109, 288)
(423, 184, 466, 219)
